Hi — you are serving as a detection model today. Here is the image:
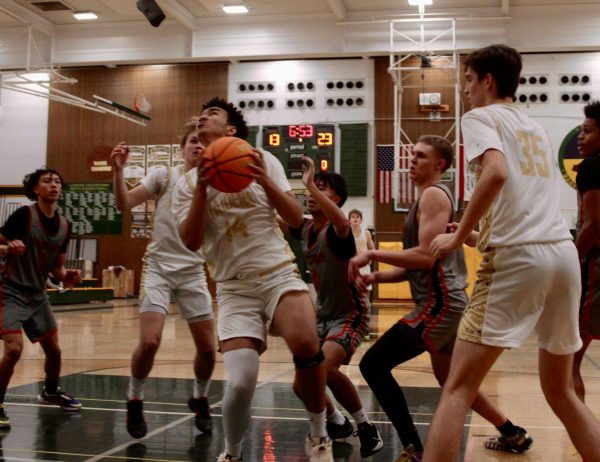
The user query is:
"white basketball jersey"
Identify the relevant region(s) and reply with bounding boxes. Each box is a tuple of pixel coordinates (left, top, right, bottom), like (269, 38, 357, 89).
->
(462, 104, 572, 248)
(172, 150, 295, 282)
(141, 166, 205, 272)
(353, 228, 369, 254)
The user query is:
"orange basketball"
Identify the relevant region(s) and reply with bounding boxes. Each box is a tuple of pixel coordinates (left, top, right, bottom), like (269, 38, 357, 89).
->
(203, 136, 255, 193)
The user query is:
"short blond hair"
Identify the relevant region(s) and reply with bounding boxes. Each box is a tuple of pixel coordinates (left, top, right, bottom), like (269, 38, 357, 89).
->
(417, 135, 454, 172)
(179, 116, 200, 147)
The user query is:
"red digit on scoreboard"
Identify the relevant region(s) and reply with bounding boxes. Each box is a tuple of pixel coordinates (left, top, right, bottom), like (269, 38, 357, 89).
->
(302, 125, 314, 137)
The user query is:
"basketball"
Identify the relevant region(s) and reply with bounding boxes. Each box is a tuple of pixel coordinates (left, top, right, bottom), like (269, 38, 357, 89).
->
(203, 136, 256, 193)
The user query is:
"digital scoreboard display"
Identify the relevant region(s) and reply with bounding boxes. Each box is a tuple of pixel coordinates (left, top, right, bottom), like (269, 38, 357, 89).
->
(262, 124, 335, 179)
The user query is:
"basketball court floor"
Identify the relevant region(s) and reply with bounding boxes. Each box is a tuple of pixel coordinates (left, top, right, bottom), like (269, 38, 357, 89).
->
(2, 300, 599, 461)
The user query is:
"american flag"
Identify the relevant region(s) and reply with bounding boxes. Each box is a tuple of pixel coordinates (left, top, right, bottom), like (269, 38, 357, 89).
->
(376, 145, 394, 203)
(377, 144, 417, 206)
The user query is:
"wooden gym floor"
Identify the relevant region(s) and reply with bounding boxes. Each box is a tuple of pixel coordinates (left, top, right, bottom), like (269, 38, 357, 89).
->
(2, 300, 599, 461)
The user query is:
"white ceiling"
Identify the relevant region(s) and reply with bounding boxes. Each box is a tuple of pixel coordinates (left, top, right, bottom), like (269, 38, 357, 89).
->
(2, 0, 599, 27)
(2, 0, 600, 68)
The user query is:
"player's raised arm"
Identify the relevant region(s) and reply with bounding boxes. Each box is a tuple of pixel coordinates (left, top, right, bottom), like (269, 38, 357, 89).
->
(110, 142, 152, 211)
(302, 156, 350, 238)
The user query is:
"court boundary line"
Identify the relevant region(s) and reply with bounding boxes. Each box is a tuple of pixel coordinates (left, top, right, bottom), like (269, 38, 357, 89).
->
(2, 401, 572, 430)
(0, 400, 573, 462)
(83, 366, 297, 462)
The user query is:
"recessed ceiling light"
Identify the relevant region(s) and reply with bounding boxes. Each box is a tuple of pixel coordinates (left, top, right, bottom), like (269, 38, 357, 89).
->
(408, 0, 433, 5)
(73, 11, 98, 20)
(222, 5, 248, 14)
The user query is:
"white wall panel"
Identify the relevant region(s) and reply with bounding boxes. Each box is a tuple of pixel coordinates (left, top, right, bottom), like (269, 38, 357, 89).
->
(0, 84, 48, 184)
(53, 21, 192, 65)
(230, 59, 375, 227)
(192, 15, 345, 60)
(509, 5, 600, 52)
(0, 27, 52, 70)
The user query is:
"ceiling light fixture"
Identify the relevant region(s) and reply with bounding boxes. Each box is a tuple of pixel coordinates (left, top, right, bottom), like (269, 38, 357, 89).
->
(408, 0, 433, 5)
(73, 11, 98, 20)
(222, 5, 249, 14)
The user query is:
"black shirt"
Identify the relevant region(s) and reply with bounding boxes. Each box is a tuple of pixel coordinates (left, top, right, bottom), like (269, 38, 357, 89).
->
(1, 204, 71, 253)
(576, 155, 600, 193)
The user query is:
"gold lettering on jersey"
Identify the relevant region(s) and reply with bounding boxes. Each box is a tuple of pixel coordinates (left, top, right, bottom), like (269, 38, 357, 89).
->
(516, 131, 549, 178)
(225, 218, 249, 241)
(207, 190, 257, 222)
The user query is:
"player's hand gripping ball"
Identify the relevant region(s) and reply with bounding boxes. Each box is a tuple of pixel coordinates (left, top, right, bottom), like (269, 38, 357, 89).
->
(203, 136, 256, 193)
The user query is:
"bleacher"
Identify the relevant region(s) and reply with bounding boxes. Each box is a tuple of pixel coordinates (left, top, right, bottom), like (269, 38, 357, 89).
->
(47, 278, 114, 306)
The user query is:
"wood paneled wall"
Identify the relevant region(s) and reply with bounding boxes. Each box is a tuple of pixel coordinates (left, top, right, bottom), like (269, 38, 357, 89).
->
(373, 56, 465, 242)
(47, 63, 228, 291)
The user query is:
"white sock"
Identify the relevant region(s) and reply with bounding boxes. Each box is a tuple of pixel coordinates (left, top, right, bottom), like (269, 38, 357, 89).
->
(222, 348, 260, 458)
(193, 378, 210, 398)
(128, 376, 145, 400)
(352, 408, 369, 425)
(327, 407, 346, 425)
(308, 409, 327, 438)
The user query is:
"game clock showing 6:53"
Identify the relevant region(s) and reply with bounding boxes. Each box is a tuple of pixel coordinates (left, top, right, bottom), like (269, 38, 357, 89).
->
(262, 124, 335, 179)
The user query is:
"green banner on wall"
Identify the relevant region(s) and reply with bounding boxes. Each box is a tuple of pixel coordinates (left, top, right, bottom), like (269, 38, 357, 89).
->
(59, 183, 122, 235)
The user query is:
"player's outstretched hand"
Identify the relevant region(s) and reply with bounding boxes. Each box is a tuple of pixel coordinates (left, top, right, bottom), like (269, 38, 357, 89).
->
(354, 273, 374, 294)
(301, 156, 315, 188)
(430, 233, 461, 259)
(348, 253, 371, 282)
(110, 142, 129, 170)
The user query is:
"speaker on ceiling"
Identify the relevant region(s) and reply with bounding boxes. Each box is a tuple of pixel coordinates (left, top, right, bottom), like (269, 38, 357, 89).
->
(137, 0, 166, 27)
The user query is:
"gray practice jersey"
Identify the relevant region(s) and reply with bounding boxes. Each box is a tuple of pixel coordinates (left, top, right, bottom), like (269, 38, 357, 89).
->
(293, 219, 369, 321)
(403, 183, 467, 305)
(1, 205, 68, 292)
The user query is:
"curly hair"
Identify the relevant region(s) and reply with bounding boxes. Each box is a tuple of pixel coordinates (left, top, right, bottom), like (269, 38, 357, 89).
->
(584, 100, 600, 127)
(201, 97, 249, 140)
(23, 168, 66, 201)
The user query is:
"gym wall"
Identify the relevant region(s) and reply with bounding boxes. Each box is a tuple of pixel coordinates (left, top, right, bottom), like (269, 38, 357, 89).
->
(45, 63, 228, 290)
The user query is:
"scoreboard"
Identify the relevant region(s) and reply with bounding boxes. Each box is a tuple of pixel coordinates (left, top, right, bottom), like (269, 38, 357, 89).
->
(262, 124, 335, 179)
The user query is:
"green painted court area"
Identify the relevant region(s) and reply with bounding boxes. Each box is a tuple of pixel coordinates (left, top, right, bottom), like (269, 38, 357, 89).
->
(0, 375, 470, 461)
